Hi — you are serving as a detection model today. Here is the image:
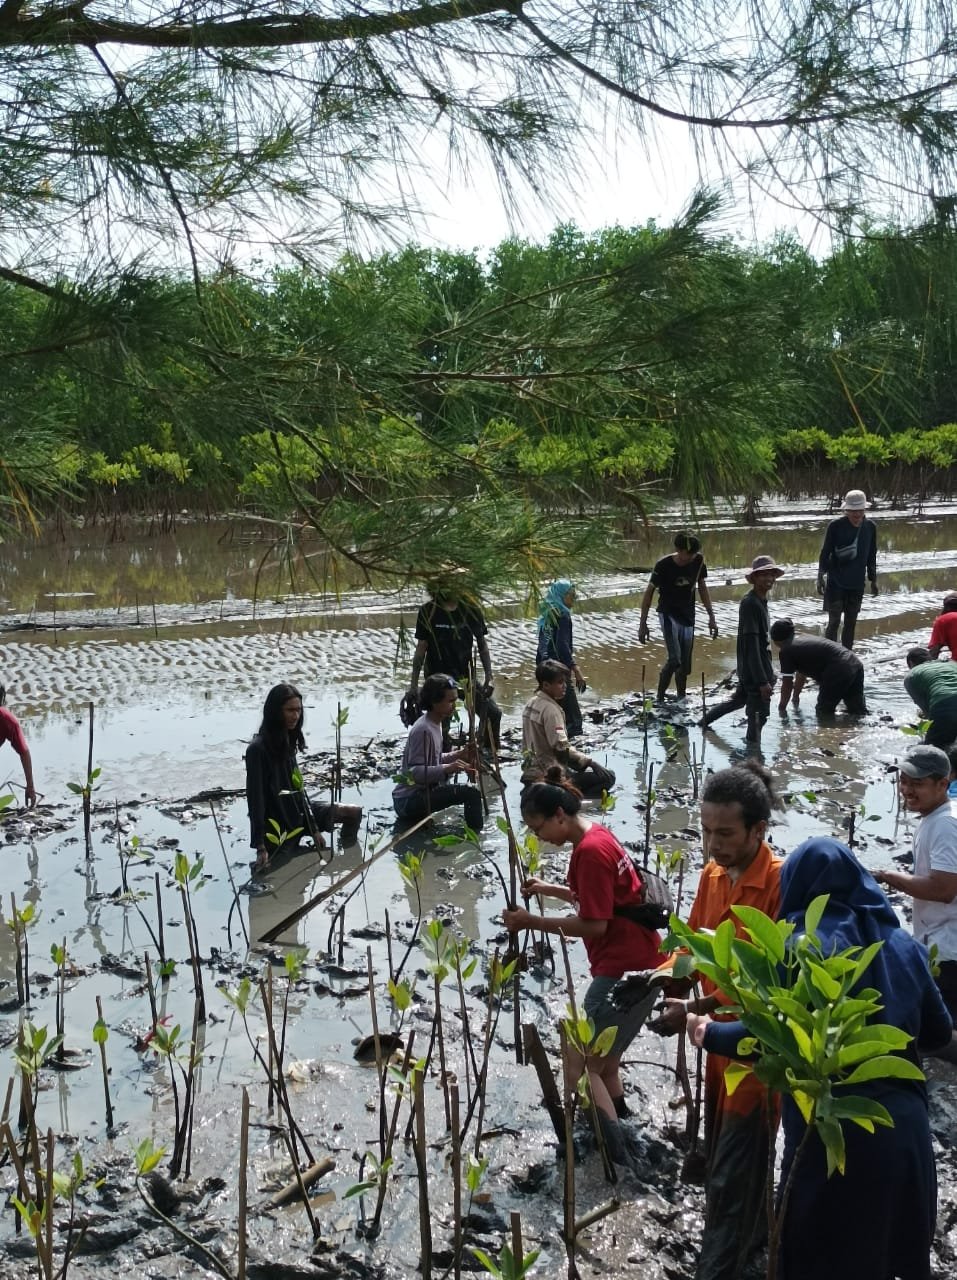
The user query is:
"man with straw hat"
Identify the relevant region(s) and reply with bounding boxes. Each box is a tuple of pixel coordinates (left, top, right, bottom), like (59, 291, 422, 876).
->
(817, 488, 879, 650)
(700, 555, 784, 748)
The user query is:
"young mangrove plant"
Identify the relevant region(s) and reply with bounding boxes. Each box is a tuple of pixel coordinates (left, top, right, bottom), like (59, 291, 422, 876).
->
(67, 704, 100, 858)
(173, 850, 207, 1022)
(4, 1129, 100, 1280)
(8, 895, 39, 1008)
(93, 998, 114, 1131)
(665, 897, 924, 1280)
(148, 1019, 203, 1179)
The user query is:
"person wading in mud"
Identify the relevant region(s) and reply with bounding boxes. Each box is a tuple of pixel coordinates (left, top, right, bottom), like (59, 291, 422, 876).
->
(406, 578, 501, 754)
(502, 776, 662, 1167)
(771, 617, 868, 717)
(521, 659, 615, 797)
(638, 531, 719, 703)
(817, 488, 878, 650)
(903, 646, 957, 749)
(0, 684, 37, 808)
(392, 673, 484, 831)
(246, 683, 363, 871)
(874, 744, 957, 1021)
(700, 555, 783, 749)
(646, 761, 784, 1280)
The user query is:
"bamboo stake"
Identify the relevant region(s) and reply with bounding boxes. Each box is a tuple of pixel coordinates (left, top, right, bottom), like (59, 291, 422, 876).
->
(451, 1083, 462, 1280)
(237, 1092, 249, 1279)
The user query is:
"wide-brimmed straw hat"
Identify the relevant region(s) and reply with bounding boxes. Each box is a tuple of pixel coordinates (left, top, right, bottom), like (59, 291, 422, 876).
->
(745, 554, 786, 582)
(842, 489, 869, 511)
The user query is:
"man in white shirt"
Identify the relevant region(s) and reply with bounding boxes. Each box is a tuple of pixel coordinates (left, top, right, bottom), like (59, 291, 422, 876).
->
(875, 744, 957, 1019)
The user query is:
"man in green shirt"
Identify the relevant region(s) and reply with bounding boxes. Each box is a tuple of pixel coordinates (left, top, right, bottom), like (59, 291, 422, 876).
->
(905, 647, 957, 749)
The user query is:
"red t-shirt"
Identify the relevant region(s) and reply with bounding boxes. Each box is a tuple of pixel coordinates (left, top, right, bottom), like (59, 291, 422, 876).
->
(567, 824, 662, 977)
(0, 707, 28, 757)
(930, 612, 957, 657)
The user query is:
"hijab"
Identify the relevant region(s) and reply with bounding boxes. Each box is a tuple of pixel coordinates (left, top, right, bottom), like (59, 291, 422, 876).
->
(537, 579, 574, 633)
(780, 837, 921, 1036)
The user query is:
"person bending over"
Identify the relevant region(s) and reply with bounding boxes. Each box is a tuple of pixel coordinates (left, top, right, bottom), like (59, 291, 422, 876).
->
(246, 683, 363, 871)
(502, 778, 662, 1166)
(522, 660, 615, 797)
(770, 617, 867, 716)
(904, 646, 957, 748)
(393, 673, 483, 830)
(638, 531, 718, 703)
(0, 684, 37, 808)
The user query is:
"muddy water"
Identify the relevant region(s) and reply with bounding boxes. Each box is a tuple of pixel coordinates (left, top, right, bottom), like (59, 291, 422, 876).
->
(2, 500, 957, 1279)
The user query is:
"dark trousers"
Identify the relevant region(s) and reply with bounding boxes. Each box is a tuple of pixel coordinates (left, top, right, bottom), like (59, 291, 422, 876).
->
(696, 1107, 771, 1280)
(824, 587, 864, 649)
(935, 960, 957, 1023)
(568, 763, 616, 797)
(702, 685, 771, 743)
(816, 664, 867, 715)
(393, 784, 484, 831)
(924, 695, 957, 749)
(560, 683, 583, 737)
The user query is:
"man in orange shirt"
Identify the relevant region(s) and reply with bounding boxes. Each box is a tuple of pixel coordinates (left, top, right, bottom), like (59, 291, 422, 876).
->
(649, 761, 783, 1280)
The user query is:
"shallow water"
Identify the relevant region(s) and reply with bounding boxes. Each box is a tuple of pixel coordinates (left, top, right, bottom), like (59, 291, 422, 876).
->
(2, 499, 957, 1278)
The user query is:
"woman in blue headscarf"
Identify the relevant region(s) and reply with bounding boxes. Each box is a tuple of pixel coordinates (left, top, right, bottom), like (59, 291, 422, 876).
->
(537, 579, 586, 736)
(689, 837, 952, 1280)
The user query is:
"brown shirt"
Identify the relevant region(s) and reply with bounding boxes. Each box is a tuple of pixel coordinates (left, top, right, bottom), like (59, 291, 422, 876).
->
(522, 689, 588, 778)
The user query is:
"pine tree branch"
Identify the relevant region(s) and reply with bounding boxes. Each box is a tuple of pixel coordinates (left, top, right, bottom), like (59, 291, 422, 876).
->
(0, 0, 507, 50)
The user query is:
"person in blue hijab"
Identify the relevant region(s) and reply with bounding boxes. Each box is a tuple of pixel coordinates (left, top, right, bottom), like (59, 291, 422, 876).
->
(537, 579, 586, 737)
(691, 837, 952, 1280)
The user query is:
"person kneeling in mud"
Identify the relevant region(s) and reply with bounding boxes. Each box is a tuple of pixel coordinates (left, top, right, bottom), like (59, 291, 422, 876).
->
(502, 778, 663, 1166)
(246, 683, 363, 871)
(392, 673, 484, 830)
(522, 659, 615, 797)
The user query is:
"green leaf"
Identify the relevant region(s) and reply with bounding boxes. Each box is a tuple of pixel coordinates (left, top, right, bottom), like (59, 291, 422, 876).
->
(66, 782, 83, 794)
(591, 1025, 617, 1058)
(731, 904, 786, 963)
(802, 894, 828, 939)
(828, 1096, 894, 1131)
(818, 1115, 846, 1177)
(712, 918, 735, 970)
(841, 1055, 925, 1085)
(92, 1018, 108, 1045)
(496, 816, 510, 835)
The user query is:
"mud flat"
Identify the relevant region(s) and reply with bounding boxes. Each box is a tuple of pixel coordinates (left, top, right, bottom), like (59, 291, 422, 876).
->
(2, 503, 957, 1276)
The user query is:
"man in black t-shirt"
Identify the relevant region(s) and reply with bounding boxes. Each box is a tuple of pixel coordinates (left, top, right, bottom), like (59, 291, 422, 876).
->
(700, 555, 782, 747)
(770, 618, 867, 716)
(638, 531, 718, 702)
(408, 583, 501, 750)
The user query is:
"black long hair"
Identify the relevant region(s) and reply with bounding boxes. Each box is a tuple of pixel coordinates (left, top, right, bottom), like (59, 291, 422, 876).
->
(520, 771, 583, 821)
(257, 683, 305, 755)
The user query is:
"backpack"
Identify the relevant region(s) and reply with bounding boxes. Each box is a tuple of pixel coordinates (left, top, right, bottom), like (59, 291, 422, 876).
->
(613, 857, 674, 930)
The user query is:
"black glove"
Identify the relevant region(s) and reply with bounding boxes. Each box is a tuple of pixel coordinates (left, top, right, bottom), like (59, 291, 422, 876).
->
(816, 575, 826, 597)
(399, 690, 419, 728)
(870, 579, 880, 597)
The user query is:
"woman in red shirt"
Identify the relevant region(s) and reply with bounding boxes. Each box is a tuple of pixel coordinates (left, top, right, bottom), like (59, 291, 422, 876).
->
(0, 684, 36, 808)
(503, 774, 662, 1160)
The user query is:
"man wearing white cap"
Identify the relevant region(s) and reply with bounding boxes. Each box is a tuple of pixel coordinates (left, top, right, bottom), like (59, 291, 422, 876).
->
(816, 488, 878, 650)
(700, 555, 784, 747)
(874, 744, 957, 1019)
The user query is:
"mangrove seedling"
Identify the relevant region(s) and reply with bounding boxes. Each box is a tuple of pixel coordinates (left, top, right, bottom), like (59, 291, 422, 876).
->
(148, 1019, 202, 1178)
(67, 761, 101, 859)
(472, 1241, 541, 1280)
(173, 851, 207, 1022)
(93, 997, 114, 1131)
(665, 897, 925, 1280)
(8, 895, 39, 1008)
